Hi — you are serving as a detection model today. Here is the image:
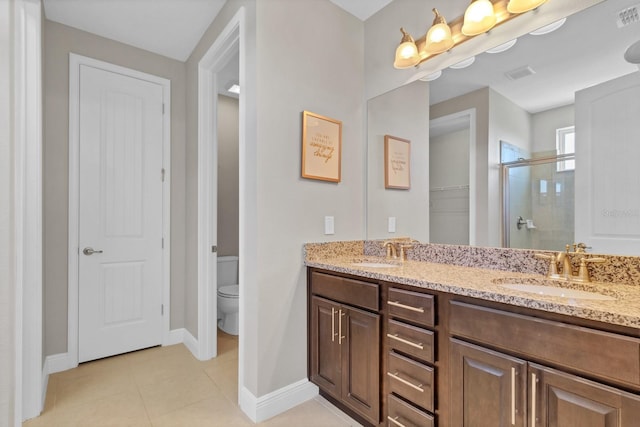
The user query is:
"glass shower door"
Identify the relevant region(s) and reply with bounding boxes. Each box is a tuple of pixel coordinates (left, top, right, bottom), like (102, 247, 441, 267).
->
(502, 154, 575, 251)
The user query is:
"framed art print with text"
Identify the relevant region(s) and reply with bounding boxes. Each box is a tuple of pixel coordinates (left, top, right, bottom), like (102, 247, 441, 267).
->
(384, 135, 410, 189)
(302, 110, 342, 183)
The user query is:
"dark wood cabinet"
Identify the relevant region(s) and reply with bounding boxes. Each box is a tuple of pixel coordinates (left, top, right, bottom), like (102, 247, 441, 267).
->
(308, 272, 380, 425)
(309, 296, 341, 400)
(308, 268, 640, 427)
(530, 363, 640, 427)
(450, 338, 527, 427)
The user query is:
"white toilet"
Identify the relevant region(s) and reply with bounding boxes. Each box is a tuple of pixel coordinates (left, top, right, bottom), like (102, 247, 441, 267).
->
(217, 255, 239, 335)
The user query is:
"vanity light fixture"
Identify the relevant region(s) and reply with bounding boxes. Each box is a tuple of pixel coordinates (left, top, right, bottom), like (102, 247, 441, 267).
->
(507, 0, 548, 14)
(394, 27, 420, 68)
(425, 9, 454, 54)
(462, 0, 497, 36)
(393, 0, 552, 69)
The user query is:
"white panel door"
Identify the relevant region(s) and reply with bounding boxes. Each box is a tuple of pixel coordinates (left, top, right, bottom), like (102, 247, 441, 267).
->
(575, 72, 640, 255)
(78, 64, 164, 363)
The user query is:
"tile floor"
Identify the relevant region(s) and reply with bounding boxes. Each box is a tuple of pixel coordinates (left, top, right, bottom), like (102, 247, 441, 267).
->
(24, 331, 361, 426)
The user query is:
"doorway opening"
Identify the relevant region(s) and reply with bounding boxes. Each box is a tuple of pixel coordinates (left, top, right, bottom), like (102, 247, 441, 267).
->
(429, 109, 476, 245)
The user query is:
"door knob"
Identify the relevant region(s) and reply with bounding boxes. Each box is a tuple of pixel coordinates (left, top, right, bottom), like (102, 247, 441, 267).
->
(83, 247, 103, 256)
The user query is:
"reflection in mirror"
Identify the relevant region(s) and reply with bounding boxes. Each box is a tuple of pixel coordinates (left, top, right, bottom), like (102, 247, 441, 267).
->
(367, 0, 640, 255)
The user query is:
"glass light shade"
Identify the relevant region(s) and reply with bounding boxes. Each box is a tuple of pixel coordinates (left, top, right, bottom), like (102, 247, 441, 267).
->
(394, 28, 419, 69)
(461, 0, 497, 36)
(507, 0, 548, 14)
(425, 9, 454, 54)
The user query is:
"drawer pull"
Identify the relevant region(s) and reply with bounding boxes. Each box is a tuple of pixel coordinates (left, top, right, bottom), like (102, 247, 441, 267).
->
(387, 416, 407, 427)
(387, 333, 424, 350)
(388, 300, 425, 313)
(387, 371, 424, 392)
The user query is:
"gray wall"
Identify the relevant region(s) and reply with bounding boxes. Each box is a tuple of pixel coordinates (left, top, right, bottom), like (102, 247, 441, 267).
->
(42, 20, 188, 356)
(217, 95, 239, 257)
(532, 104, 574, 153)
(1, 0, 16, 422)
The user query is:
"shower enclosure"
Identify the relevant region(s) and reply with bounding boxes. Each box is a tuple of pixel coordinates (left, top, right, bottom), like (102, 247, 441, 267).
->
(502, 153, 575, 251)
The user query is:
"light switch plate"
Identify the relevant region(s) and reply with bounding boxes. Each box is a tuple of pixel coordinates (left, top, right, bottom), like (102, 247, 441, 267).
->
(388, 216, 396, 233)
(324, 216, 335, 235)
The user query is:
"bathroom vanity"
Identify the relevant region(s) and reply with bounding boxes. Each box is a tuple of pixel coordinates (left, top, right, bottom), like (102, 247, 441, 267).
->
(306, 245, 640, 427)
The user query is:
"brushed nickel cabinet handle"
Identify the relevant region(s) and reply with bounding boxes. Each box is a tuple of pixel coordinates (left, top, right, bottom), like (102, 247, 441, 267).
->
(388, 300, 425, 313)
(338, 309, 345, 345)
(387, 333, 424, 350)
(511, 367, 516, 425)
(387, 416, 407, 427)
(387, 371, 424, 393)
(531, 372, 538, 426)
(331, 307, 335, 343)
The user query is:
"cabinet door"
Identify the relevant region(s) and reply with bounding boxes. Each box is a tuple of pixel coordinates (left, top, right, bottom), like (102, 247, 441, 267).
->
(529, 363, 640, 427)
(310, 296, 341, 400)
(450, 338, 527, 427)
(342, 305, 380, 424)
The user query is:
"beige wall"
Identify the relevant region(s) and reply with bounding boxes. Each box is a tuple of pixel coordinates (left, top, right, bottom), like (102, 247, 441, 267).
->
(217, 95, 239, 257)
(367, 81, 430, 241)
(1, 0, 16, 423)
(253, 0, 365, 395)
(489, 89, 533, 247)
(431, 88, 491, 246)
(532, 104, 574, 153)
(186, 0, 365, 397)
(42, 20, 188, 356)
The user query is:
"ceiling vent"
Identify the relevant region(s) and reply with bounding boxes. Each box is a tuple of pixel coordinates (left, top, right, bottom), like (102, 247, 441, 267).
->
(617, 3, 640, 28)
(505, 65, 536, 81)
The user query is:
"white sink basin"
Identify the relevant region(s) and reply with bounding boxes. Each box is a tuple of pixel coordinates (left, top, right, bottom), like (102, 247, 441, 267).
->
(351, 262, 400, 268)
(501, 283, 616, 301)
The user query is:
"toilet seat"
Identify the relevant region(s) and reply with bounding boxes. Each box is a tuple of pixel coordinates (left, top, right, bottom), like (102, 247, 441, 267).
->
(218, 285, 239, 298)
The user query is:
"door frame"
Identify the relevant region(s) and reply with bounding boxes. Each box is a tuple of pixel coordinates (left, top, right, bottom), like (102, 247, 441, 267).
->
(67, 53, 172, 369)
(197, 8, 244, 362)
(429, 108, 477, 246)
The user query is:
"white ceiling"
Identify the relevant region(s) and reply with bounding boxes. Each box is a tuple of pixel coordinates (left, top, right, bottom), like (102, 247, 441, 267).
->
(329, 0, 392, 21)
(428, 0, 640, 113)
(43, 0, 226, 61)
(42, 0, 640, 114)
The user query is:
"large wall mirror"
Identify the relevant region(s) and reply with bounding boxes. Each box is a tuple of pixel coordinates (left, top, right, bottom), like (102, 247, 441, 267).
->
(366, 0, 640, 255)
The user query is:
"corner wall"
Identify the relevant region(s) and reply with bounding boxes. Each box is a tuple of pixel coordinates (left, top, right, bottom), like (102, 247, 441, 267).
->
(253, 0, 365, 397)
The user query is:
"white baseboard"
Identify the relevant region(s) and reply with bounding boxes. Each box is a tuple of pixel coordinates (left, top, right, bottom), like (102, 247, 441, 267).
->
(183, 329, 200, 358)
(239, 379, 319, 423)
(165, 328, 186, 346)
(44, 352, 75, 375)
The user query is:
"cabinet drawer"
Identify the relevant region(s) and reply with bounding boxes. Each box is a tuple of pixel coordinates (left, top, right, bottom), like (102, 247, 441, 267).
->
(387, 319, 434, 364)
(387, 394, 434, 427)
(387, 351, 434, 412)
(310, 271, 379, 311)
(387, 288, 435, 327)
(450, 301, 640, 388)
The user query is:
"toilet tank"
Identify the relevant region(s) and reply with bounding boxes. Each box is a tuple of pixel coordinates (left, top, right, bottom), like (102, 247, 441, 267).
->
(217, 255, 239, 287)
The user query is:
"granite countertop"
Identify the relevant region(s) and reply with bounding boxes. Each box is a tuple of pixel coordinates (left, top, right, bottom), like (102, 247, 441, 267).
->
(305, 256, 640, 329)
